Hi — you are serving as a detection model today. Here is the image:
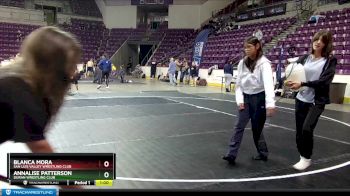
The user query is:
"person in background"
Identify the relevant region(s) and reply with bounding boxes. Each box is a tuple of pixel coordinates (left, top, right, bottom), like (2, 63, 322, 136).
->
(118, 64, 126, 83)
(190, 61, 199, 87)
(157, 63, 162, 80)
(180, 58, 188, 84)
(150, 61, 157, 79)
(85, 58, 94, 78)
(93, 61, 102, 83)
(17, 30, 23, 42)
(127, 57, 133, 75)
(175, 58, 182, 82)
(68, 68, 80, 95)
(224, 61, 234, 92)
(168, 58, 177, 86)
(97, 55, 112, 89)
(308, 14, 326, 24)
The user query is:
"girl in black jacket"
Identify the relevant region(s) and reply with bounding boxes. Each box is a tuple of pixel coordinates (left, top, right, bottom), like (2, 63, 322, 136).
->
(287, 30, 337, 170)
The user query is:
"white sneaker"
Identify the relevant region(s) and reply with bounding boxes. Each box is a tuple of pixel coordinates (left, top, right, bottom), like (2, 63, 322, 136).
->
(97, 85, 101, 89)
(106, 86, 109, 89)
(293, 156, 311, 171)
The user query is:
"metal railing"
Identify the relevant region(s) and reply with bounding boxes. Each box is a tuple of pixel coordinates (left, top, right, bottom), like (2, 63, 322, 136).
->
(141, 44, 157, 66)
(144, 33, 166, 65)
(110, 37, 130, 65)
(157, 40, 195, 66)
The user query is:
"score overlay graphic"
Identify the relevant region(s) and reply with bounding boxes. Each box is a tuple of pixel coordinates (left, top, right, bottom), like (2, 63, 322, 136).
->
(7, 153, 115, 186)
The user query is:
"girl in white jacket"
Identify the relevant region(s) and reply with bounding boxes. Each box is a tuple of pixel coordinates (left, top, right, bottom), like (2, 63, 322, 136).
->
(223, 36, 276, 164)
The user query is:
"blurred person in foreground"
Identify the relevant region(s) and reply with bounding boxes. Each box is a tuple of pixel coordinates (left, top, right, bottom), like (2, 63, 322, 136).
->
(0, 26, 81, 154)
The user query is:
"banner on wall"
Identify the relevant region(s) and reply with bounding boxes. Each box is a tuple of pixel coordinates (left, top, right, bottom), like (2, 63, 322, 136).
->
(338, 0, 350, 5)
(276, 47, 284, 85)
(192, 29, 211, 66)
(236, 3, 286, 22)
(131, 0, 173, 5)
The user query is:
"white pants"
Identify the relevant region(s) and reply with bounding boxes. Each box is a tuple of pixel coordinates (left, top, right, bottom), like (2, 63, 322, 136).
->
(169, 73, 176, 85)
(224, 74, 233, 89)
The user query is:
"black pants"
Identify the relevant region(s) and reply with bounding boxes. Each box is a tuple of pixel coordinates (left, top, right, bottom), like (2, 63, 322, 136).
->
(151, 65, 156, 78)
(180, 70, 187, 83)
(87, 67, 94, 74)
(295, 99, 325, 159)
(99, 71, 110, 86)
(175, 71, 179, 80)
(226, 91, 268, 159)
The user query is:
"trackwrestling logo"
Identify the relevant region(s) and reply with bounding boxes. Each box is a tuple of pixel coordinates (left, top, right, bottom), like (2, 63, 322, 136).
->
(1, 189, 57, 196)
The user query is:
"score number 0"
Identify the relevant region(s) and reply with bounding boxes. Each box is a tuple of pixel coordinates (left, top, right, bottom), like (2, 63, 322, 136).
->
(104, 161, 110, 178)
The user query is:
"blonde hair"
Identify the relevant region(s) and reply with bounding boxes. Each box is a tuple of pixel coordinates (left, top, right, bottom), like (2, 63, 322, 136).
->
(1, 26, 81, 119)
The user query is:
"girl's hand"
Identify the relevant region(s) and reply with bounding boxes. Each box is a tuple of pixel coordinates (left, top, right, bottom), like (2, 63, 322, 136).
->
(290, 82, 302, 90)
